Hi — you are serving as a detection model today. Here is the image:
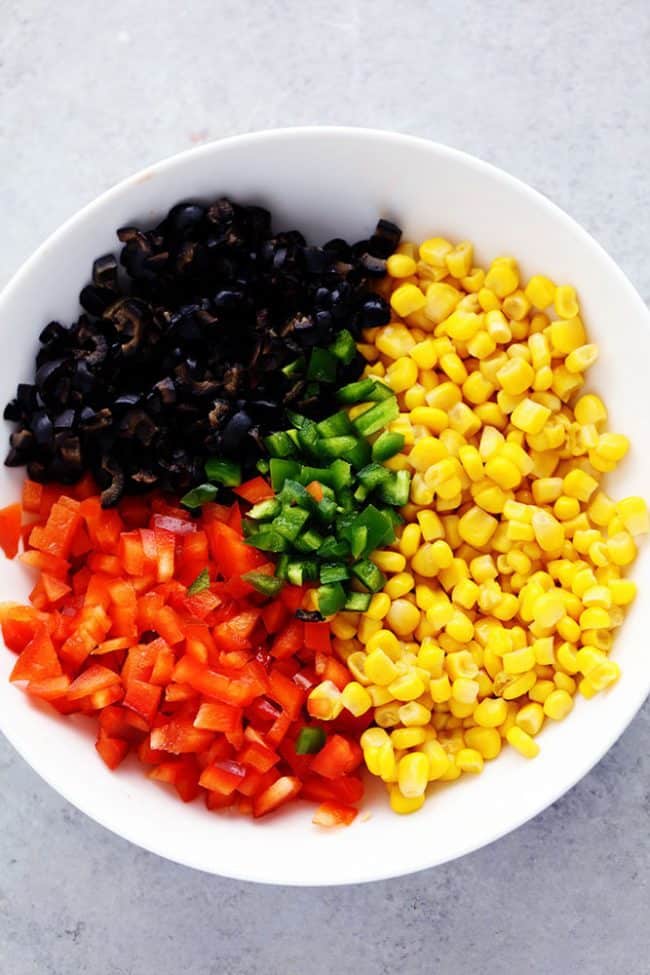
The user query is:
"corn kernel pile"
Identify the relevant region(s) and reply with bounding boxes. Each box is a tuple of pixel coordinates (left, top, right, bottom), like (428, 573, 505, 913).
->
(309, 235, 648, 814)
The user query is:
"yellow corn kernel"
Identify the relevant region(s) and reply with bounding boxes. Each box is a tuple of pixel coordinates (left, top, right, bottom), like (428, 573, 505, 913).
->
(554, 672, 576, 694)
(573, 393, 607, 427)
(464, 727, 500, 761)
(532, 478, 563, 505)
(452, 578, 480, 610)
(376, 323, 417, 360)
(409, 406, 449, 433)
(370, 550, 406, 575)
(557, 614, 581, 643)
(502, 289, 531, 322)
(616, 497, 649, 536)
(506, 725, 540, 758)
(444, 240, 473, 278)
(307, 680, 343, 721)
(565, 343, 598, 374)
(410, 339, 438, 372)
(419, 236, 453, 267)
(397, 752, 429, 799)
(447, 401, 480, 438)
(386, 356, 419, 393)
(594, 432, 630, 464)
(485, 261, 519, 298)
(587, 491, 616, 527)
(386, 598, 421, 637)
(609, 578, 637, 606)
(529, 679, 555, 704)
(384, 573, 415, 601)
(429, 674, 452, 703)
(389, 785, 425, 814)
(458, 506, 499, 547)
(454, 748, 483, 774)
(524, 275, 556, 310)
(579, 607, 611, 630)
(549, 316, 586, 355)
(445, 611, 475, 643)
(423, 283, 460, 325)
(587, 659, 621, 691)
(457, 444, 484, 482)
(554, 284, 579, 319)
(562, 468, 598, 502)
(409, 436, 447, 472)
(329, 614, 357, 640)
(341, 681, 373, 717)
(462, 372, 494, 407)
(403, 388, 428, 415)
(502, 645, 536, 674)
(388, 669, 426, 701)
(607, 532, 637, 567)
(391, 727, 427, 750)
(445, 650, 478, 681)
(414, 510, 442, 542)
(553, 496, 580, 523)
(516, 702, 544, 736)
(387, 253, 417, 278)
(415, 642, 443, 679)
(367, 685, 393, 707)
(496, 356, 535, 395)
(396, 702, 430, 728)
(470, 553, 498, 583)
(472, 697, 507, 728)
(485, 456, 522, 491)
(365, 593, 391, 622)
(365, 649, 399, 686)
(531, 636, 554, 665)
(477, 286, 500, 312)
(391, 283, 426, 318)
(530, 509, 564, 553)
(543, 688, 574, 721)
(451, 677, 479, 704)
(467, 329, 498, 360)
(499, 670, 537, 700)
(460, 266, 484, 293)
(511, 397, 551, 435)
(443, 310, 484, 344)
(374, 702, 401, 729)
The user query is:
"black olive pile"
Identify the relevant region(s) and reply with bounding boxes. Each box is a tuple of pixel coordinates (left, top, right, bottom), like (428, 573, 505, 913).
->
(4, 198, 401, 505)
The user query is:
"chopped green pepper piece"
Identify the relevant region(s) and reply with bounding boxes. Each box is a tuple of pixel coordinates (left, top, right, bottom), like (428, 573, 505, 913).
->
(264, 430, 296, 458)
(307, 347, 338, 383)
(349, 525, 368, 559)
(187, 568, 210, 594)
(295, 726, 326, 755)
(281, 356, 306, 378)
(297, 419, 321, 457)
(293, 528, 325, 552)
(315, 496, 338, 524)
(318, 435, 359, 460)
(275, 554, 290, 580)
(318, 536, 351, 559)
(341, 437, 371, 469)
(351, 559, 386, 593)
(245, 529, 290, 553)
(256, 458, 270, 475)
(352, 397, 399, 437)
(371, 430, 405, 463)
(241, 571, 284, 596)
(358, 462, 392, 491)
(297, 465, 336, 488)
(248, 497, 282, 521)
(272, 506, 310, 541)
(286, 410, 308, 429)
(316, 411, 354, 438)
(328, 329, 357, 365)
(317, 582, 347, 616)
(377, 469, 412, 506)
(287, 559, 319, 586)
(366, 380, 394, 402)
(181, 483, 218, 509)
(319, 563, 351, 584)
(329, 459, 353, 492)
(279, 479, 315, 510)
(336, 377, 376, 404)
(204, 458, 242, 486)
(344, 591, 372, 612)
(270, 458, 301, 491)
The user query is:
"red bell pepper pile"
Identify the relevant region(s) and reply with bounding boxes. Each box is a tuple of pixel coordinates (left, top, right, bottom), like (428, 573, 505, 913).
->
(0, 478, 369, 822)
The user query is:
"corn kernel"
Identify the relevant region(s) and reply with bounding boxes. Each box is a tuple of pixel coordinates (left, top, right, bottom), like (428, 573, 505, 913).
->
(409, 406, 449, 433)
(587, 659, 621, 691)
(516, 702, 545, 736)
(389, 785, 425, 814)
(607, 532, 637, 566)
(397, 752, 429, 798)
(609, 578, 636, 606)
(376, 323, 417, 359)
(391, 283, 426, 318)
(387, 253, 418, 278)
(365, 649, 399, 686)
(554, 285, 579, 319)
(525, 275, 556, 310)
(341, 681, 373, 716)
(549, 316, 586, 354)
(543, 688, 574, 720)
(307, 680, 343, 721)
(511, 398, 551, 434)
(503, 645, 536, 674)
(430, 674, 452, 703)
(458, 506, 499, 547)
(472, 697, 507, 727)
(455, 748, 484, 774)
(366, 593, 391, 621)
(507, 726, 540, 758)
(485, 261, 519, 298)
(616, 497, 649, 536)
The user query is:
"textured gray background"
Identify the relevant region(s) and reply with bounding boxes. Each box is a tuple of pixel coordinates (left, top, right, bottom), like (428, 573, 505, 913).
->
(1, 1, 649, 972)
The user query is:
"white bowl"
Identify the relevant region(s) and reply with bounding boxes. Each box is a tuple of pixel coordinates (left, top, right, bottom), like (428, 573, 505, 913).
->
(1, 128, 649, 886)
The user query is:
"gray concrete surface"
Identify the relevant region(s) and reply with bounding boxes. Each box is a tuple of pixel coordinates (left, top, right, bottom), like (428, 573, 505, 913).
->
(1, 0, 649, 972)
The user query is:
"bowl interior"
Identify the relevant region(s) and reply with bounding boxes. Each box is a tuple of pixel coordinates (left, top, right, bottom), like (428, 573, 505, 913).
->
(1, 128, 649, 885)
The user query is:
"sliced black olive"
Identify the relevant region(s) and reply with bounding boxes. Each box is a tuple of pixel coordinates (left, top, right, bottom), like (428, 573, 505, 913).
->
(79, 284, 116, 316)
(221, 410, 252, 452)
(359, 295, 391, 327)
(295, 609, 324, 622)
(92, 254, 119, 291)
(99, 456, 125, 508)
(165, 203, 205, 238)
(359, 252, 387, 277)
(39, 321, 68, 345)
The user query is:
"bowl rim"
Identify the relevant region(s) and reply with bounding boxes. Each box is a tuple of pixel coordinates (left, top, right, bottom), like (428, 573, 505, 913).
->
(1, 125, 649, 885)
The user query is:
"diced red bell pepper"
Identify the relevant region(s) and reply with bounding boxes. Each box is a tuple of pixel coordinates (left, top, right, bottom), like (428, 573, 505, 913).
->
(96, 731, 129, 770)
(233, 476, 274, 504)
(0, 604, 48, 653)
(20, 549, 70, 578)
(10, 626, 62, 682)
(304, 621, 332, 655)
(40, 572, 72, 605)
(66, 664, 121, 701)
(150, 719, 214, 755)
(253, 775, 302, 818)
(123, 679, 162, 726)
(309, 734, 363, 780)
(214, 608, 261, 652)
(267, 668, 305, 719)
(239, 740, 280, 774)
(155, 606, 185, 645)
(204, 519, 266, 577)
(271, 619, 304, 659)
(29, 498, 81, 559)
(24, 674, 71, 701)
(315, 653, 350, 691)
(261, 599, 288, 634)
(279, 585, 306, 614)
(0, 502, 22, 559)
(199, 759, 246, 795)
(193, 701, 243, 733)
(300, 775, 365, 806)
(312, 801, 358, 827)
(22, 479, 44, 514)
(151, 513, 195, 535)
